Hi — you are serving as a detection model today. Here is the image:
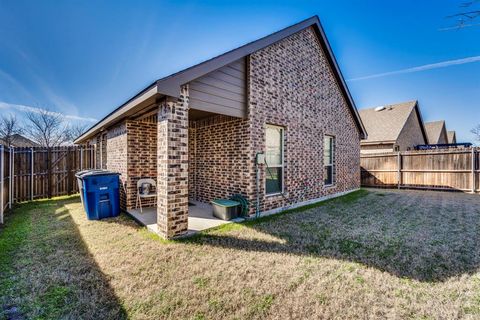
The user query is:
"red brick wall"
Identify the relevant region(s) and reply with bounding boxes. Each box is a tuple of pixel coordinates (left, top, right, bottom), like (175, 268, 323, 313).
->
(186, 26, 361, 214)
(189, 115, 250, 203)
(126, 120, 157, 209)
(247, 26, 361, 213)
(106, 122, 128, 209)
(93, 119, 158, 210)
(157, 88, 189, 238)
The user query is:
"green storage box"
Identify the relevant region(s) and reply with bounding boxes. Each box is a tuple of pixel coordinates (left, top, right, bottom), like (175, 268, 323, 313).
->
(211, 199, 240, 221)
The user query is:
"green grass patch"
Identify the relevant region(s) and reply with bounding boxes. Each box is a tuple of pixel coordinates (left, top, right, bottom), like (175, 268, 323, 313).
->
(188, 189, 369, 240)
(193, 276, 210, 289)
(0, 195, 126, 319)
(138, 228, 174, 244)
(36, 285, 73, 318)
(339, 239, 363, 255)
(249, 294, 275, 316)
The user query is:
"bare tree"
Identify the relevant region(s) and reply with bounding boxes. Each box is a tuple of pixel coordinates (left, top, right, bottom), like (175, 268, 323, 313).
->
(66, 123, 89, 143)
(0, 114, 23, 147)
(472, 124, 480, 141)
(443, 1, 480, 30)
(24, 108, 71, 148)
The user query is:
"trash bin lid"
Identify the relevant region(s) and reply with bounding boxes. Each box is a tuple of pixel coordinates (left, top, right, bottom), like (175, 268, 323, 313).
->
(212, 199, 240, 207)
(75, 169, 104, 178)
(75, 169, 120, 179)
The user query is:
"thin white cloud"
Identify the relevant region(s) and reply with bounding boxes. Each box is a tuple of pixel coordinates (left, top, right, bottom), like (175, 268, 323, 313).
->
(348, 56, 480, 81)
(0, 102, 98, 123)
(2, 46, 80, 115)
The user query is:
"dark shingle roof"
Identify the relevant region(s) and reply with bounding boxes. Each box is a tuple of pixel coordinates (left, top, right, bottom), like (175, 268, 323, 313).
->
(359, 101, 419, 143)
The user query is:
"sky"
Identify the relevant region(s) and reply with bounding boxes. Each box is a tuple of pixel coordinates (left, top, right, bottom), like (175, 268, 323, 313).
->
(0, 0, 479, 143)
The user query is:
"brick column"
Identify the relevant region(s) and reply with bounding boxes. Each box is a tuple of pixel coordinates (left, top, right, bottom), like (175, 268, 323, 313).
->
(157, 85, 189, 238)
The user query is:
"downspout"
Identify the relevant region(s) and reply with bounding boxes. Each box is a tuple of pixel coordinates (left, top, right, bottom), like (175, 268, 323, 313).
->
(194, 121, 197, 201)
(255, 152, 264, 218)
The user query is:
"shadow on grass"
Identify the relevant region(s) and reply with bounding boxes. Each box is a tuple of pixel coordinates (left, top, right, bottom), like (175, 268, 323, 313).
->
(0, 196, 127, 319)
(185, 189, 480, 283)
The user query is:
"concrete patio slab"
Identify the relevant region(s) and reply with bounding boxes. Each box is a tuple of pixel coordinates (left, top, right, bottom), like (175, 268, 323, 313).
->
(127, 200, 241, 236)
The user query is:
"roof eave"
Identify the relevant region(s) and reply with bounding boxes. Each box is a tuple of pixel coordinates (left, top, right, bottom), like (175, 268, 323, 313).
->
(155, 16, 367, 139)
(313, 19, 367, 139)
(76, 15, 368, 142)
(74, 84, 159, 144)
(361, 140, 396, 145)
(156, 16, 324, 97)
(412, 101, 429, 145)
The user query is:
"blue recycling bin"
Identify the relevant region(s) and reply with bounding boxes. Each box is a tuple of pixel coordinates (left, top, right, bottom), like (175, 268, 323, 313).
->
(75, 169, 105, 210)
(76, 170, 121, 220)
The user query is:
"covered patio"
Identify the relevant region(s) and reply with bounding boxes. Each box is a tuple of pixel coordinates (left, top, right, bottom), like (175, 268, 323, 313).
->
(121, 89, 249, 237)
(77, 57, 249, 239)
(127, 200, 236, 236)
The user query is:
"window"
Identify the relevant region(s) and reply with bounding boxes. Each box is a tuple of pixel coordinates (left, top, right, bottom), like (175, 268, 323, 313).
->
(265, 125, 284, 194)
(324, 135, 335, 186)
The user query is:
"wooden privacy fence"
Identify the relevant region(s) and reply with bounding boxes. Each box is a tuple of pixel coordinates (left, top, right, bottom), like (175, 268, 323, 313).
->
(0, 145, 96, 224)
(361, 148, 480, 193)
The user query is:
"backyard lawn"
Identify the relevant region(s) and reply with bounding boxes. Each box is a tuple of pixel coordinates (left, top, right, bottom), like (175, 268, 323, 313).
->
(1, 189, 480, 319)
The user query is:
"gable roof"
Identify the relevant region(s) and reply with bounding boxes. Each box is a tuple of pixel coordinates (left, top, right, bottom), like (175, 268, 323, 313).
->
(424, 121, 446, 144)
(75, 16, 366, 143)
(447, 131, 456, 144)
(0, 134, 40, 147)
(359, 101, 427, 144)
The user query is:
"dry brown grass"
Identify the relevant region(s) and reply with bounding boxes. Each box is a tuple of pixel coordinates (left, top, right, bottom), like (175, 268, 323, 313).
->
(2, 189, 480, 319)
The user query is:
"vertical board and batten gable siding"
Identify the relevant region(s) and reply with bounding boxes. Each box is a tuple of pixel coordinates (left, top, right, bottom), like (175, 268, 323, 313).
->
(189, 58, 247, 118)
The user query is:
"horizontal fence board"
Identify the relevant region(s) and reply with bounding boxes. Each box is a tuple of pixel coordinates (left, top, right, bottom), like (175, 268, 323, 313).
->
(361, 148, 480, 193)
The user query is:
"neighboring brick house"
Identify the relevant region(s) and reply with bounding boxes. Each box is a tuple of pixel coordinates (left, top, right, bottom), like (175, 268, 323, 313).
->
(74, 16, 367, 238)
(359, 101, 428, 154)
(425, 120, 449, 144)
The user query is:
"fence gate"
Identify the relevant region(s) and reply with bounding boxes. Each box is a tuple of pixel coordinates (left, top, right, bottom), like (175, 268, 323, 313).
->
(0, 145, 96, 223)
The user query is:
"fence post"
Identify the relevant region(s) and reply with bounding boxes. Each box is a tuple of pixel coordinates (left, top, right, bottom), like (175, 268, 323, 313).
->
(472, 148, 476, 194)
(9, 147, 13, 209)
(94, 144, 97, 169)
(0, 145, 4, 224)
(66, 147, 72, 195)
(47, 148, 52, 199)
(31, 148, 34, 201)
(100, 136, 103, 169)
(397, 152, 402, 189)
(80, 147, 83, 170)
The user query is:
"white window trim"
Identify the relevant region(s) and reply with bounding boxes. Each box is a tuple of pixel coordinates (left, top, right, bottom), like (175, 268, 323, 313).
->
(265, 124, 285, 196)
(324, 134, 335, 187)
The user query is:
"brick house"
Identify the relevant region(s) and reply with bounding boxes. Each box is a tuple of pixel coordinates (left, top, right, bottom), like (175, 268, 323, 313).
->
(359, 101, 428, 154)
(74, 16, 367, 239)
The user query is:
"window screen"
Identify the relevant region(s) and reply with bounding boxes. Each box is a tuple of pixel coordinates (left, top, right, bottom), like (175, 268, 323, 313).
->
(265, 125, 284, 194)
